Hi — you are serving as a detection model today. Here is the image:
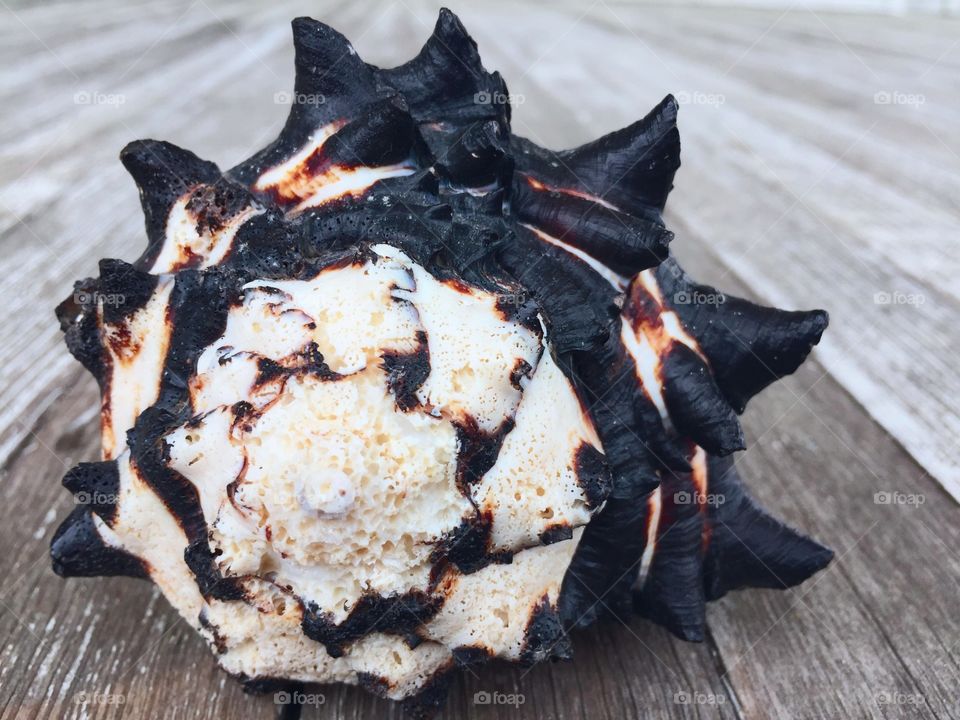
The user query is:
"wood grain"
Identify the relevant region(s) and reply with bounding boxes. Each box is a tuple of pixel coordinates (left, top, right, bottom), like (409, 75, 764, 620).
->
(0, 1, 957, 719)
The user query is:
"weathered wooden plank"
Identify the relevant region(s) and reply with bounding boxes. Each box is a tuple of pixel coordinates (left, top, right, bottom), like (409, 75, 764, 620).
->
(621, 9, 960, 216)
(1, 2, 958, 720)
(0, 2, 216, 104)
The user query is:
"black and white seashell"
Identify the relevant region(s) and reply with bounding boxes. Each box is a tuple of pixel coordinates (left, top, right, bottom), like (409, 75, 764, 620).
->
(51, 9, 832, 717)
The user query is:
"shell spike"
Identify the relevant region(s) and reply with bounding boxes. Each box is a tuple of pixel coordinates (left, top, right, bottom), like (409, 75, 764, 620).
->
(378, 7, 485, 109)
(661, 344, 745, 456)
(120, 139, 221, 249)
(702, 455, 834, 600)
(564, 94, 681, 212)
(512, 177, 672, 275)
(632, 463, 708, 642)
(229, 18, 381, 185)
(289, 16, 378, 125)
(50, 507, 148, 579)
(656, 258, 829, 413)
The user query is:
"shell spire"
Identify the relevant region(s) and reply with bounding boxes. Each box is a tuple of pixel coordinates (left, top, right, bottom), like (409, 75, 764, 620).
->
(51, 9, 832, 717)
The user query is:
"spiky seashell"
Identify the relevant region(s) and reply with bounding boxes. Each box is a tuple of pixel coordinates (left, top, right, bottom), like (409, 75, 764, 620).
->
(51, 9, 832, 716)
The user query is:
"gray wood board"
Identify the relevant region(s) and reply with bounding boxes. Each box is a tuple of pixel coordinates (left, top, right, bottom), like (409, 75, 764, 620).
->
(1, 1, 957, 718)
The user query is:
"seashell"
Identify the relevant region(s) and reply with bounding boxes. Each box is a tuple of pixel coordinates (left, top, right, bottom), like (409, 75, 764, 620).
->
(51, 9, 832, 716)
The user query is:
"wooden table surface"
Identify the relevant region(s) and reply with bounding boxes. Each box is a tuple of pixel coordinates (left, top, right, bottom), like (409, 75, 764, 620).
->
(1, 1, 958, 718)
